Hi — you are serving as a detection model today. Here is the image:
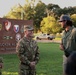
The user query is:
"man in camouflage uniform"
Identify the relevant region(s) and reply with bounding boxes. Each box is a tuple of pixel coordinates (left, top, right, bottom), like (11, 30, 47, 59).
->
(0, 57, 3, 75)
(16, 25, 39, 75)
(59, 15, 76, 75)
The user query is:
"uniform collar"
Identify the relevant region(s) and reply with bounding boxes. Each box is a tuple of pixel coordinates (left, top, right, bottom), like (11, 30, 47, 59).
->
(24, 36, 32, 42)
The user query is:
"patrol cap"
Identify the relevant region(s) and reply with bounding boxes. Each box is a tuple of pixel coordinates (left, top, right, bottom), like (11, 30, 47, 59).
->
(24, 25, 34, 31)
(59, 15, 71, 22)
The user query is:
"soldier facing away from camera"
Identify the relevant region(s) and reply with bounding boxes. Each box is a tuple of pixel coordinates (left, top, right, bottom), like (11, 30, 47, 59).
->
(16, 25, 39, 75)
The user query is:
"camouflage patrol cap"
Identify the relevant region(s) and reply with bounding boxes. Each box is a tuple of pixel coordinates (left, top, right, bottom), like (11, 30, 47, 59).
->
(24, 25, 34, 31)
(59, 15, 71, 22)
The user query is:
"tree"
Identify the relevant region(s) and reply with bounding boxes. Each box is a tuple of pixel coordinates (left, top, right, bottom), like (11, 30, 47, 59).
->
(34, 1, 46, 32)
(71, 14, 76, 27)
(3, 0, 76, 33)
(46, 3, 60, 19)
(3, 4, 26, 20)
(40, 16, 61, 34)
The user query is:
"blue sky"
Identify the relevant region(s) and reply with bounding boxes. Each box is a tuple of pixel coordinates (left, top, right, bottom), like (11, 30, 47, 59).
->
(0, 0, 76, 17)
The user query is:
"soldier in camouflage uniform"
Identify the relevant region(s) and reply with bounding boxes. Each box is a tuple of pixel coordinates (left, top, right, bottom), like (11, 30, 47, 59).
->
(59, 15, 76, 75)
(0, 57, 3, 75)
(16, 25, 39, 75)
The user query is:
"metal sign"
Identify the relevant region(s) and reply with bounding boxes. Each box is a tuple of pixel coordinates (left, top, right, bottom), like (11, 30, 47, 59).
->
(0, 18, 33, 54)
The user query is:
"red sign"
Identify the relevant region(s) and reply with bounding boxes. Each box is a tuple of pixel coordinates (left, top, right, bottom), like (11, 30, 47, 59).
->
(0, 18, 33, 54)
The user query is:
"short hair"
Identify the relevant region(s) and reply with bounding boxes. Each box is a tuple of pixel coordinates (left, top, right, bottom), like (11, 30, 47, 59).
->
(66, 20, 73, 26)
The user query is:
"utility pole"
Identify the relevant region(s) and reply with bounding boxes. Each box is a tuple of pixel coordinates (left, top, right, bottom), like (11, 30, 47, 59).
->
(18, 3, 25, 20)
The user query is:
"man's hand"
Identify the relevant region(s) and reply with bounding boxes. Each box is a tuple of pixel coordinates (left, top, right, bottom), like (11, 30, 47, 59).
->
(59, 44, 65, 51)
(0, 63, 3, 69)
(30, 61, 36, 69)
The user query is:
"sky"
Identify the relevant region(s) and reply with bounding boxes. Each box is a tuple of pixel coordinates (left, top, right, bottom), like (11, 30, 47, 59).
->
(0, 0, 76, 17)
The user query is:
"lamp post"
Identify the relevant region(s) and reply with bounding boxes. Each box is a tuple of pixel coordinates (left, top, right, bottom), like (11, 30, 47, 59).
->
(18, 3, 25, 20)
(20, 9, 25, 20)
(11, 4, 25, 20)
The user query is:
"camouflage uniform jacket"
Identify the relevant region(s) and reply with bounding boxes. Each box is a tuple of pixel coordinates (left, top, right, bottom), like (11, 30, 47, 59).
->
(0, 57, 3, 75)
(16, 37, 39, 67)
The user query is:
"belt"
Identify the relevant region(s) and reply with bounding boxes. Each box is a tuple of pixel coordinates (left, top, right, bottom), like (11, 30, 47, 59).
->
(21, 62, 27, 65)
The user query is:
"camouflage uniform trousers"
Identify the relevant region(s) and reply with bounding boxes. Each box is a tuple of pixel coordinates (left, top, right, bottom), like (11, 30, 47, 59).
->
(0, 65, 2, 75)
(19, 64, 36, 75)
(0, 69, 2, 75)
(0, 57, 3, 75)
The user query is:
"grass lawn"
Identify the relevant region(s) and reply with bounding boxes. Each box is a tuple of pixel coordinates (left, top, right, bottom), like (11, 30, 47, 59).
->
(0, 42, 63, 75)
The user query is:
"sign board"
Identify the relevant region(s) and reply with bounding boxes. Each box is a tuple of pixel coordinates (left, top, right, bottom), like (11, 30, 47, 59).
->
(0, 18, 33, 54)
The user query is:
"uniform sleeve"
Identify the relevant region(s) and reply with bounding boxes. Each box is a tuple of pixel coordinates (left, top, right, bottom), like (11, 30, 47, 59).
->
(16, 41, 30, 65)
(34, 41, 40, 64)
